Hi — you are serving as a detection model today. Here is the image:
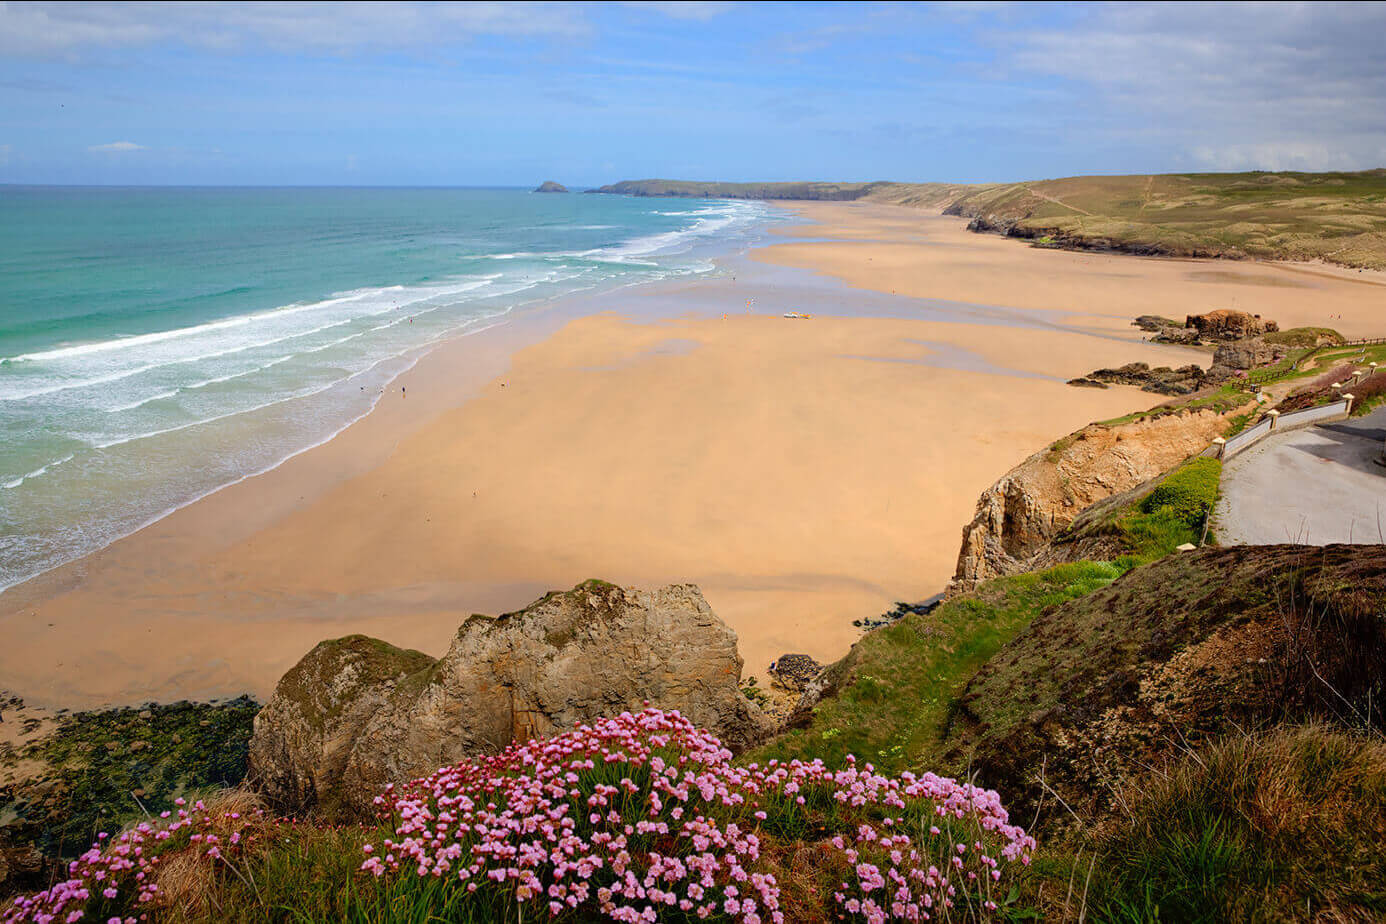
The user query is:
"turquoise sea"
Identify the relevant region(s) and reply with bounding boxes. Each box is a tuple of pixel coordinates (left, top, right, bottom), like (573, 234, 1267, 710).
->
(0, 187, 775, 590)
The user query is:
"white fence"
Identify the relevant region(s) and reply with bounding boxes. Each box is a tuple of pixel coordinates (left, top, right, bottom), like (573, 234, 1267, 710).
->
(1222, 416, 1273, 456)
(1209, 396, 1354, 460)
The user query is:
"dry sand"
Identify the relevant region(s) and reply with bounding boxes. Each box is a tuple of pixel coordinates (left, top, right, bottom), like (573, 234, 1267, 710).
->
(764, 202, 1386, 339)
(3, 202, 1382, 710)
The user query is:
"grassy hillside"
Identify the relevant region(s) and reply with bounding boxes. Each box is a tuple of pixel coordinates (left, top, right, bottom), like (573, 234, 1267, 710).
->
(589, 178, 972, 207)
(595, 170, 1386, 268)
(945, 170, 1386, 268)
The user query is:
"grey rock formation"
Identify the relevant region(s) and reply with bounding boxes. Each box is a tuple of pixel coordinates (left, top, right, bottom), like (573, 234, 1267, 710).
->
(249, 581, 773, 817)
(1207, 337, 1284, 379)
(534, 181, 569, 193)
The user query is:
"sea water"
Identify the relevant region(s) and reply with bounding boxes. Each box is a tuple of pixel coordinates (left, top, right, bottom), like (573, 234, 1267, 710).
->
(0, 186, 775, 590)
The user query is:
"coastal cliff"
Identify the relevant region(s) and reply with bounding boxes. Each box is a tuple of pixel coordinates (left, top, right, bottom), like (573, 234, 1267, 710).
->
(949, 407, 1237, 593)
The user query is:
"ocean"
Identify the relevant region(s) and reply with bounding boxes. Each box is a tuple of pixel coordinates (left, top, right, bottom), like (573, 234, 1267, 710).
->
(0, 186, 776, 591)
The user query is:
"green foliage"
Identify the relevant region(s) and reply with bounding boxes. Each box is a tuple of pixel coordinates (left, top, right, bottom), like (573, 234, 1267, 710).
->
(1139, 458, 1221, 531)
(1088, 725, 1386, 922)
(1115, 507, 1201, 563)
(1263, 327, 1344, 349)
(749, 561, 1126, 775)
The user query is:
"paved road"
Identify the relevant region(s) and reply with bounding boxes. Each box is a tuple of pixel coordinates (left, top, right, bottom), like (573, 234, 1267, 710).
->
(1216, 405, 1386, 546)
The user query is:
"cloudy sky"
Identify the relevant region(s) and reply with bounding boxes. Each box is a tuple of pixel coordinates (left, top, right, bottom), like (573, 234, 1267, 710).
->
(2, 1, 1384, 185)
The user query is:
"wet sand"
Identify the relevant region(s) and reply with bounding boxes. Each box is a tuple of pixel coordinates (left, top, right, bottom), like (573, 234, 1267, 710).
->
(3, 202, 1380, 710)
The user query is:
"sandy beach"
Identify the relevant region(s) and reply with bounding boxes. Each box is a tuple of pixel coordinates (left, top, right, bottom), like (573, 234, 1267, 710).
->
(3, 202, 1383, 710)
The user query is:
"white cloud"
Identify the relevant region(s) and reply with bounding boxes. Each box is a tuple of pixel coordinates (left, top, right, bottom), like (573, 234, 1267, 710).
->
(88, 140, 146, 152)
(0, 2, 723, 56)
(988, 2, 1386, 171)
(619, 2, 733, 21)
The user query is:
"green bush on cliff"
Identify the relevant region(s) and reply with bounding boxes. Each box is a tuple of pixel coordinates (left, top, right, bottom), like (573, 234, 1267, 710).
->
(1138, 457, 1221, 531)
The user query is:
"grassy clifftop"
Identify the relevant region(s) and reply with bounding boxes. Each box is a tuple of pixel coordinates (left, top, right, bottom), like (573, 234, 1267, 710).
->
(595, 170, 1386, 268)
(945, 169, 1386, 268)
(589, 178, 972, 207)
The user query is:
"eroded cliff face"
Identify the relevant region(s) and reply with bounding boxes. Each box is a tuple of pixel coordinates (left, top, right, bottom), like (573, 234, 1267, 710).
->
(248, 581, 773, 818)
(949, 409, 1234, 593)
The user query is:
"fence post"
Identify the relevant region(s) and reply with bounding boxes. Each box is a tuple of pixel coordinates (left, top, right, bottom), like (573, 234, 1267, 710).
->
(1212, 436, 1227, 459)
(1344, 393, 1355, 415)
(1267, 409, 1280, 430)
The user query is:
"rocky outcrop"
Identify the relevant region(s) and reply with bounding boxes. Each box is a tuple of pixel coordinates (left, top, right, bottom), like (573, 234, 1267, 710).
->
(1186, 308, 1278, 340)
(534, 181, 569, 193)
(949, 409, 1237, 593)
(766, 655, 823, 694)
(949, 545, 1386, 822)
(1207, 336, 1284, 379)
(1067, 362, 1210, 396)
(249, 581, 773, 817)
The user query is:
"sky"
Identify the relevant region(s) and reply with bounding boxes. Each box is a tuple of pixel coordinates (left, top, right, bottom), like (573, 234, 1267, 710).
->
(2, 0, 1384, 186)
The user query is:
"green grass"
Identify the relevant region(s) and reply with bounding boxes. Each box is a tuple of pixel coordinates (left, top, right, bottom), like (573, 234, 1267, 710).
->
(749, 561, 1130, 776)
(1138, 458, 1220, 532)
(1096, 383, 1254, 428)
(1263, 327, 1345, 350)
(1085, 725, 1386, 923)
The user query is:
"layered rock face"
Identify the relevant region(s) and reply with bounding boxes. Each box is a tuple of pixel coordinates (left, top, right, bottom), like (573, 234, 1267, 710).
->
(949, 409, 1234, 592)
(249, 581, 773, 817)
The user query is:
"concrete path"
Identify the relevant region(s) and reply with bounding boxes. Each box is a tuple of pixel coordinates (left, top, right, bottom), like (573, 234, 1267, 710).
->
(1216, 405, 1386, 546)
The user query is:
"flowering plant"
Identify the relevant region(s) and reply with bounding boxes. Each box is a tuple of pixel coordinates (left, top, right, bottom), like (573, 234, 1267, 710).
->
(2, 795, 265, 924)
(362, 708, 1033, 922)
(3, 708, 1033, 923)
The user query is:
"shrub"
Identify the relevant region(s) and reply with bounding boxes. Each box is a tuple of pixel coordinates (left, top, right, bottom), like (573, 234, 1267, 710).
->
(1139, 458, 1221, 531)
(1346, 370, 1386, 416)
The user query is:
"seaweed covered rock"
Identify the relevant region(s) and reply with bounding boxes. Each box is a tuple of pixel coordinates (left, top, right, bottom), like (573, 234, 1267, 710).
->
(249, 581, 772, 817)
(948, 545, 1386, 825)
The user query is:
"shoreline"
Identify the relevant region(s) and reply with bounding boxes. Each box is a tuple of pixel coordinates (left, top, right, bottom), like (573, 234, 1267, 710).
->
(4, 202, 1382, 712)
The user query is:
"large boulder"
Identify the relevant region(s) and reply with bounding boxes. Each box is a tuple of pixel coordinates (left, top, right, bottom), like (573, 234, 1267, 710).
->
(249, 581, 772, 817)
(1185, 309, 1278, 340)
(1207, 336, 1285, 380)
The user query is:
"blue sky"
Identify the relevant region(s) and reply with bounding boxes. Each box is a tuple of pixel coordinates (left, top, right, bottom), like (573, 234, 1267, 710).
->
(2, 1, 1384, 186)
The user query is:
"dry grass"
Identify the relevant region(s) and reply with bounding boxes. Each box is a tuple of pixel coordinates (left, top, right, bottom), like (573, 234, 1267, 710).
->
(1087, 725, 1386, 922)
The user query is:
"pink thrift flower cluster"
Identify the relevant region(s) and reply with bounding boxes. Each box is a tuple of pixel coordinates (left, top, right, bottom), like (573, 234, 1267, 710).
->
(363, 708, 1034, 922)
(1, 799, 262, 924)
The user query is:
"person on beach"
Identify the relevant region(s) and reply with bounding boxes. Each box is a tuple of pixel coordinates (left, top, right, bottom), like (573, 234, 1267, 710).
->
(402, 386, 406, 399)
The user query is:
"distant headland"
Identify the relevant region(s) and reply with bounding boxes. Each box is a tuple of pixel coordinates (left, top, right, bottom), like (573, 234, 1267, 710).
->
(534, 180, 569, 193)
(590, 170, 1386, 270)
